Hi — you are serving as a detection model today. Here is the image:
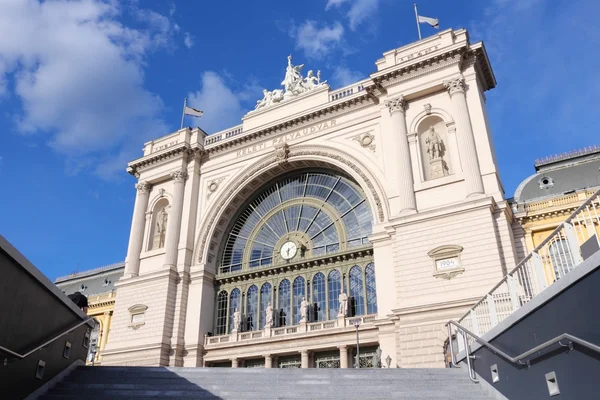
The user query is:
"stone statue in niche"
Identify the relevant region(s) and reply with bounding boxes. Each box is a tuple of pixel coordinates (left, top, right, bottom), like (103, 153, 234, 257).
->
(424, 126, 449, 179)
(300, 297, 309, 323)
(338, 288, 348, 317)
(153, 207, 168, 248)
(233, 307, 241, 332)
(265, 302, 273, 328)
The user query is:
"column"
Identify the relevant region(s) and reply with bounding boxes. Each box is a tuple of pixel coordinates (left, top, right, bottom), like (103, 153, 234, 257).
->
(444, 76, 484, 197)
(124, 181, 152, 277)
(339, 345, 348, 368)
(231, 358, 239, 368)
(384, 95, 416, 214)
(98, 312, 111, 357)
(300, 350, 309, 368)
(264, 354, 273, 368)
(164, 169, 188, 268)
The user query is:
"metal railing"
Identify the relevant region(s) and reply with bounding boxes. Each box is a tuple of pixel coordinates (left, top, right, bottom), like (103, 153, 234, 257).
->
(457, 189, 600, 344)
(0, 317, 95, 359)
(446, 320, 600, 383)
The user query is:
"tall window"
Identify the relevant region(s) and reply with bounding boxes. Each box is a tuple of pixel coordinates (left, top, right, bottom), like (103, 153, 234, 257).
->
(228, 288, 240, 333)
(260, 283, 272, 329)
(365, 263, 377, 315)
(328, 270, 341, 320)
(246, 285, 258, 331)
(278, 279, 290, 327)
(312, 273, 326, 321)
(349, 266, 365, 316)
(292, 276, 306, 325)
(215, 291, 228, 335)
(549, 239, 574, 279)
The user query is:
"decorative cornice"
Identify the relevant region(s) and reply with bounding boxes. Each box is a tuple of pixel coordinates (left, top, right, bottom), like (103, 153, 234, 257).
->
(127, 143, 201, 178)
(170, 169, 189, 182)
(204, 95, 375, 155)
(443, 76, 466, 96)
(384, 95, 407, 114)
(135, 181, 152, 195)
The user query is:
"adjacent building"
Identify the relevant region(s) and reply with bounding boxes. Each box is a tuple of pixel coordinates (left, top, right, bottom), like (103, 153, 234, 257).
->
(101, 28, 526, 369)
(511, 146, 600, 282)
(54, 262, 124, 364)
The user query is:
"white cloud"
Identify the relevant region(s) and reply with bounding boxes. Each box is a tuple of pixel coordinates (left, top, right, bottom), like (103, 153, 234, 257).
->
(184, 32, 194, 49)
(291, 20, 345, 60)
(0, 0, 171, 180)
(332, 66, 363, 88)
(325, 0, 379, 30)
(187, 72, 262, 134)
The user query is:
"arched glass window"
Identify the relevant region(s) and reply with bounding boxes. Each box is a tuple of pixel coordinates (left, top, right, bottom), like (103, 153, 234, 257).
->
(259, 283, 272, 329)
(246, 285, 258, 331)
(365, 263, 377, 315)
(292, 277, 306, 325)
(215, 290, 228, 335)
(228, 288, 240, 333)
(219, 172, 373, 273)
(278, 280, 290, 327)
(312, 273, 326, 321)
(349, 266, 365, 316)
(549, 238, 574, 279)
(328, 270, 341, 320)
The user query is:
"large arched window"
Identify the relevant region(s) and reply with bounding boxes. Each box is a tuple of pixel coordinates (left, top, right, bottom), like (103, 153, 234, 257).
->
(549, 238, 574, 279)
(228, 288, 240, 333)
(219, 172, 373, 273)
(312, 273, 326, 321)
(246, 285, 258, 331)
(278, 280, 290, 327)
(328, 270, 341, 320)
(349, 266, 365, 316)
(292, 277, 305, 325)
(365, 263, 377, 315)
(215, 290, 228, 335)
(260, 283, 272, 329)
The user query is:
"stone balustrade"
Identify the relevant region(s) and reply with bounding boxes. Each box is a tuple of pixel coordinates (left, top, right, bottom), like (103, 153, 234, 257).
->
(204, 314, 377, 347)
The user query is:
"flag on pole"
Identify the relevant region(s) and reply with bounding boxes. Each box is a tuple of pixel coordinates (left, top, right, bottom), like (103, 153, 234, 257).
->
(184, 105, 204, 117)
(417, 15, 439, 29)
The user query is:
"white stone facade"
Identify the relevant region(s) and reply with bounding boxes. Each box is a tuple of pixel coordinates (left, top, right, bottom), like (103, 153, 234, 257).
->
(102, 29, 517, 369)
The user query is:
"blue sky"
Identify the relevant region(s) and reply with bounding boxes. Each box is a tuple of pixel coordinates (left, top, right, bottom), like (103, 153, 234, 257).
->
(1, 0, 598, 280)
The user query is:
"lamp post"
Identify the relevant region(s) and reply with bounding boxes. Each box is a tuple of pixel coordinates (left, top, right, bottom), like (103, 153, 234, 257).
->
(352, 317, 361, 368)
(385, 355, 392, 368)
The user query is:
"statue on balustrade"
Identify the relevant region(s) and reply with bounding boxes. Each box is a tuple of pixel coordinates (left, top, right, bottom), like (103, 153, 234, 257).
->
(338, 288, 348, 317)
(265, 302, 273, 328)
(300, 297, 309, 323)
(233, 308, 241, 332)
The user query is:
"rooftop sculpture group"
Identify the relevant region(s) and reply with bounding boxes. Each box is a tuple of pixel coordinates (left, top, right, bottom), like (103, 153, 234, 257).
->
(255, 55, 327, 110)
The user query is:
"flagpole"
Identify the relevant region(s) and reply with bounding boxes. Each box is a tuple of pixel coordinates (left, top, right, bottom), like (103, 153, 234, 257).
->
(180, 97, 187, 130)
(414, 3, 422, 40)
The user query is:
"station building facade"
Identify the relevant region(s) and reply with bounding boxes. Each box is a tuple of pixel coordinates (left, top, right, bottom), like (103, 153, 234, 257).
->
(102, 29, 524, 369)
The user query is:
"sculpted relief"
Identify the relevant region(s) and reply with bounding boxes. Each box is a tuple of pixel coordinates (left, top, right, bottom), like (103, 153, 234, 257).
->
(419, 117, 452, 180)
(255, 55, 327, 110)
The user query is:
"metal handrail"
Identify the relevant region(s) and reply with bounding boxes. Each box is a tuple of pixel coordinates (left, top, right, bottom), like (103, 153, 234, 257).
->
(0, 317, 95, 359)
(446, 319, 600, 383)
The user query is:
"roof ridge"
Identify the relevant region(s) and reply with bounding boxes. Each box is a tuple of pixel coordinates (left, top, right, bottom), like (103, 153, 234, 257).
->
(534, 145, 600, 167)
(54, 261, 125, 282)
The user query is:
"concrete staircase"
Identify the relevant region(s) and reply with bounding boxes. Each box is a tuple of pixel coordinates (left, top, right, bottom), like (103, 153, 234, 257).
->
(41, 366, 497, 399)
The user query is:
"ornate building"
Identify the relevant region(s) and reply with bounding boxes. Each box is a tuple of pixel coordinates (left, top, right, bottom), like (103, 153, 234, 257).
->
(511, 146, 600, 281)
(55, 262, 124, 364)
(102, 29, 521, 369)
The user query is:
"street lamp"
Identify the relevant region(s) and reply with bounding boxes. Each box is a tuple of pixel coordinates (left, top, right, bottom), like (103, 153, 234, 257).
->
(352, 317, 361, 368)
(385, 355, 392, 368)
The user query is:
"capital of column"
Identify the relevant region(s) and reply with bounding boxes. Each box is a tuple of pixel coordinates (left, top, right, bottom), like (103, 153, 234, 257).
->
(135, 181, 152, 195)
(338, 345, 347, 350)
(384, 95, 407, 115)
(444, 76, 466, 96)
(170, 169, 189, 183)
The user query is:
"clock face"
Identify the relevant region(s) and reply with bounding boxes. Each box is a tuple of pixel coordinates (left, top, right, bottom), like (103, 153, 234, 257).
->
(280, 241, 298, 260)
